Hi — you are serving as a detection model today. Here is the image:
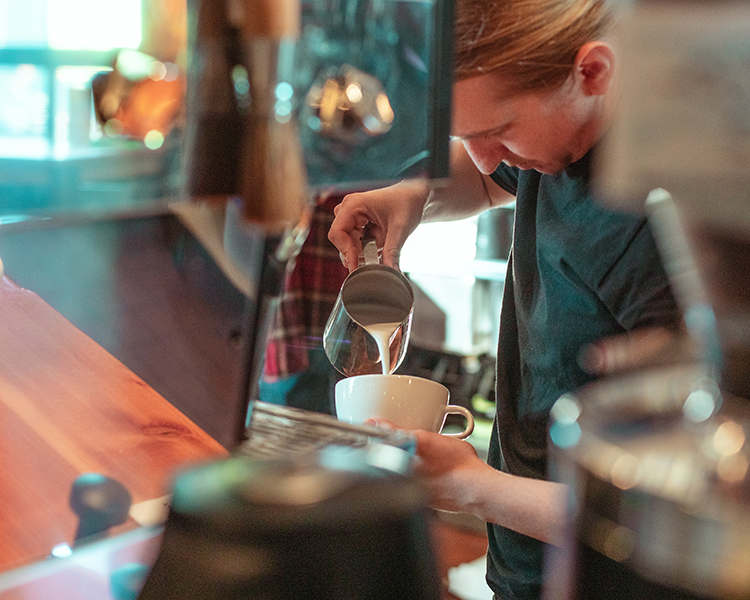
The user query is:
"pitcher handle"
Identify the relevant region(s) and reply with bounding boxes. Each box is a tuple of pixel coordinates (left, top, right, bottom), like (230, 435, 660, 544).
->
(363, 237, 380, 266)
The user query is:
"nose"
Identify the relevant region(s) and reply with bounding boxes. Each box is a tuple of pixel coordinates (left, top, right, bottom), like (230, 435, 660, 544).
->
(461, 138, 508, 175)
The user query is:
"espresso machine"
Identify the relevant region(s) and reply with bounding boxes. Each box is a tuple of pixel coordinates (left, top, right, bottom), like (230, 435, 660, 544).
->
(544, 1, 750, 598)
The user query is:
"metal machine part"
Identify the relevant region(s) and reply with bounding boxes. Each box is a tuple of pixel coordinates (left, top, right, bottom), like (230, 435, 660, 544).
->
(323, 241, 414, 377)
(238, 400, 416, 462)
(137, 447, 441, 600)
(545, 364, 750, 599)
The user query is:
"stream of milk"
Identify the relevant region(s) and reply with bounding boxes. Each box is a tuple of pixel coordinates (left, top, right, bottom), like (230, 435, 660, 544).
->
(364, 322, 402, 375)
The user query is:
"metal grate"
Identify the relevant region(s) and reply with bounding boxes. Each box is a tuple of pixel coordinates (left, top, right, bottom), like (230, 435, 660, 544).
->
(238, 401, 416, 461)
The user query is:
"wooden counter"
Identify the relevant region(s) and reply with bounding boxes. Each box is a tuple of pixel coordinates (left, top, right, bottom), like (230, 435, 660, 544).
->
(0, 274, 488, 598)
(0, 276, 227, 573)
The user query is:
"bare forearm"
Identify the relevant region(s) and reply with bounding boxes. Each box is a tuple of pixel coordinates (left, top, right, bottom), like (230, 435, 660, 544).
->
(422, 139, 514, 223)
(328, 140, 514, 270)
(474, 469, 567, 546)
(433, 460, 568, 546)
(414, 432, 568, 546)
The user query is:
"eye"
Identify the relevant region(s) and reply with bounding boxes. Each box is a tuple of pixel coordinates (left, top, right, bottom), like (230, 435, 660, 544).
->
(482, 124, 509, 142)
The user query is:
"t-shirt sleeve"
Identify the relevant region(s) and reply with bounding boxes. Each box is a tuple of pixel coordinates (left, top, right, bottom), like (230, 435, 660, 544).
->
(556, 197, 682, 332)
(595, 220, 682, 331)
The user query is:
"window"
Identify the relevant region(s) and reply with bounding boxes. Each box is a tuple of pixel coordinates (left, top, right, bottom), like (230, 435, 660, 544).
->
(0, 1, 181, 214)
(48, 0, 141, 50)
(1, 0, 141, 50)
(0, 0, 142, 153)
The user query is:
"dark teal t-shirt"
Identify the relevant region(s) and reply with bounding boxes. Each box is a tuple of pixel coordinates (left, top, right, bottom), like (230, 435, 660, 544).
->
(485, 152, 681, 599)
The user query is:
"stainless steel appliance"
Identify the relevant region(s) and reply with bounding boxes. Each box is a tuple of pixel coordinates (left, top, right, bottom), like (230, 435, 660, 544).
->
(138, 428, 441, 600)
(324, 240, 415, 376)
(545, 365, 750, 599)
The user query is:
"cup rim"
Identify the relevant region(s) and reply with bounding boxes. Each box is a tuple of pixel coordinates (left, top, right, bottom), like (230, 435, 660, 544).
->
(335, 373, 449, 393)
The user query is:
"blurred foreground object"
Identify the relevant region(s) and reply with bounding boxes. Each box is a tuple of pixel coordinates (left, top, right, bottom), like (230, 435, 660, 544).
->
(70, 474, 132, 546)
(546, 365, 750, 599)
(234, 0, 309, 231)
(548, 2, 750, 598)
(138, 440, 441, 600)
(595, 0, 750, 398)
(184, 0, 309, 231)
(596, 0, 750, 230)
(578, 327, 702, 376)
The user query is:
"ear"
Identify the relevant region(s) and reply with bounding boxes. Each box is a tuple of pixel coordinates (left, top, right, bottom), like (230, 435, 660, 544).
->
(574, 41, 615, 96)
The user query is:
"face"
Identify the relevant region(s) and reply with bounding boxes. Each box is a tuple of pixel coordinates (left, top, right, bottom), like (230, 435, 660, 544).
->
(452, 72, 604, 175)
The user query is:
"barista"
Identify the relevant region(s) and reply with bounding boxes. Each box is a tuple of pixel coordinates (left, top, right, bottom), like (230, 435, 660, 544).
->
(327, 1, 683, 598)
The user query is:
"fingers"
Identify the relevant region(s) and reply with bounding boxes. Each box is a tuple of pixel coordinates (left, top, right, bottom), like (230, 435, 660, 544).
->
(328, 206, 368, 272)
(363, 417, 402, 430)
(329, 197, 372, 268)
(329, 184, 423, 272)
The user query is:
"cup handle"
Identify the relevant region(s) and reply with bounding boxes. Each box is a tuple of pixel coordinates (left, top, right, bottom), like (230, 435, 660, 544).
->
(442, 405, 475, 439)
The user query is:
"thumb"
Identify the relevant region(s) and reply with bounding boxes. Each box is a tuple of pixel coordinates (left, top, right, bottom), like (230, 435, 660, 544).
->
(381, 242, 402, 271)
(364, 418, 401, 431)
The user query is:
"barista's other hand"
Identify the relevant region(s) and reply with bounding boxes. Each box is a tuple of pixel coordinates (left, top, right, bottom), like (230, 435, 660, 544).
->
(363, 420, 489, 513)
(579, 326, 699, 375)
(329, 179, 431, 272)
(412, 429, 493, 514)
(363, 418, 400, 431)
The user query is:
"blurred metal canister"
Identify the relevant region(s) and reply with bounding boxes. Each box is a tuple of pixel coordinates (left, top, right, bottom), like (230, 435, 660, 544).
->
(544, 364, 750, 600)
(137, 447, 442, 600)
(183, 0, 244, 200)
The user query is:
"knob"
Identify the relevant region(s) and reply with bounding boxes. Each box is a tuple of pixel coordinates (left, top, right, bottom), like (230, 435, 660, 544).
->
(69, 473, 132, 545)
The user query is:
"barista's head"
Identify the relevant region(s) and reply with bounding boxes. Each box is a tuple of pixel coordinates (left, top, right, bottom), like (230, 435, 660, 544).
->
(451, 0, 620, 175)
(454, 0, 616, 91)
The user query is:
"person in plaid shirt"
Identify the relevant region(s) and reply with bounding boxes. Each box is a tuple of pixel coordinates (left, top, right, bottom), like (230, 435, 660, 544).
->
(259, 193, 350, 414)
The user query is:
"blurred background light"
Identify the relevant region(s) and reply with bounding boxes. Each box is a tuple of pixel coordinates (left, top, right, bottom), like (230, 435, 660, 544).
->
(144, 129, 164, 150)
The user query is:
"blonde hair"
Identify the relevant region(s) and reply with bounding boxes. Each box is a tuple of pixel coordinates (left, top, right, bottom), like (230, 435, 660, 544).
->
(454, 0, 617, 91)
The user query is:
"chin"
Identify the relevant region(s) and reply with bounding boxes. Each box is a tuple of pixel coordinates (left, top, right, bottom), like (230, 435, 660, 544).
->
(506, 158, 557, 174)
(504, 160, 534, 171)
(534, 158, 572, 175)
(534, 165, 562, 175)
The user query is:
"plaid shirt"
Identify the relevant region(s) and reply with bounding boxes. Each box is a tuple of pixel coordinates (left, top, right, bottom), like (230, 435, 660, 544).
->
(262, 194, 350, 381)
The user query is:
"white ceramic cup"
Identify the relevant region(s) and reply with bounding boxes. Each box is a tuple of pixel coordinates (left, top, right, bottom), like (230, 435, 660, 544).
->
(335, 374, 475, 439)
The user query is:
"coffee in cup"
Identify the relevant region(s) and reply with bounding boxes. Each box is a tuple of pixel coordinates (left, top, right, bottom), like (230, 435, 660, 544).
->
(335, 374, 475, 439)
